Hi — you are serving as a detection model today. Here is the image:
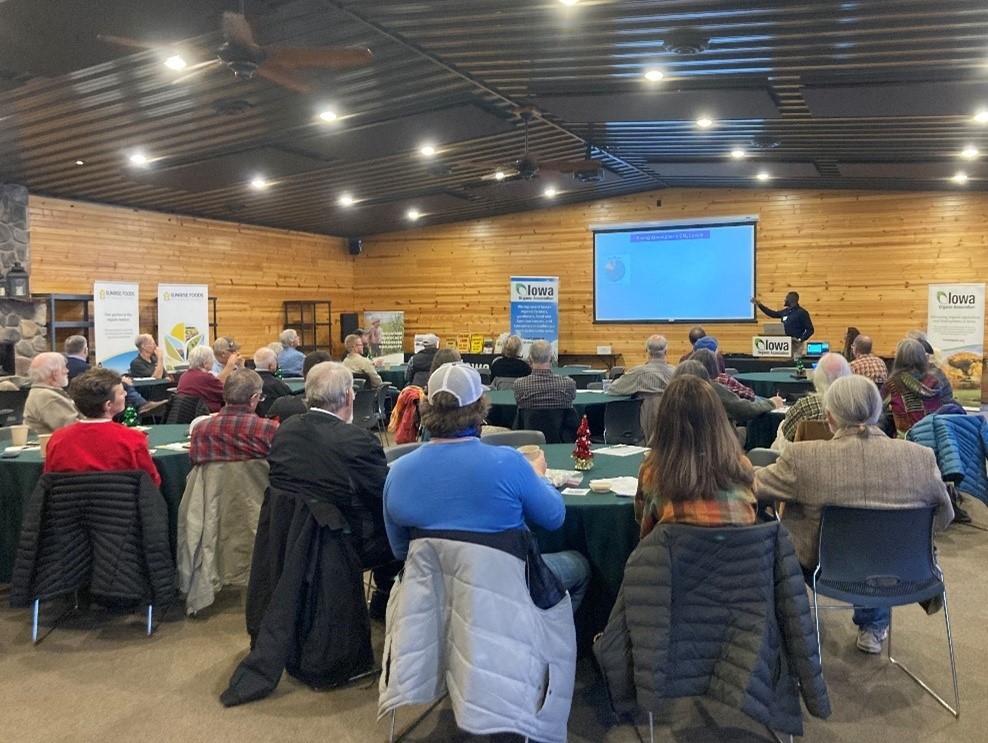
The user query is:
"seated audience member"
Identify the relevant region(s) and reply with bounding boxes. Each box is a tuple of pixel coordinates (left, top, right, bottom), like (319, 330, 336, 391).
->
(849, 335, 888, 385)
(211, 336, 243, 377)
(513, 339, 577, 410)
(429, 347, 462, 375)
(384, 362, 590, 612)
(635, 375, 756, 540)
(773, 352, 851, 450)
(607, 334, 674, 397)
(690, 335, 756, 399)
(404, 333, 440, 387)
(267, 361, 400, 618)
(755, 375, 952, 653)
(177, 345, 227, 413)
(907, 328, 947, 369)
(342, 333, 383, 388)
(65, 335, 165, 416)
(678, 326, 727, 370)
(267, 341, 284, 356)
(44, 368, 160, 487)
(64, 334, 91, 381)
(129, 333, 166, 379)
(689, 349, 783, 422)
(841, 326, 861, 360)
(276, 329, 305, 377)
(252, 347, 293, 417)
(265, 351, 332, 422)
(190, 369, 279, 465)
(23, 352, 80, 434)
(882, 338, 953, 435)
(489, 335, 531, 380)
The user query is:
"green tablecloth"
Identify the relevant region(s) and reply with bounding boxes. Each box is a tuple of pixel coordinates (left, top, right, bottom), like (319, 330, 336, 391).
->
(531, 443, 641, 632)
(0, 424, 193, 582)
(734, 371, 813, 398)
(284, 378, 305, 393)
(485, 389, 629, 431)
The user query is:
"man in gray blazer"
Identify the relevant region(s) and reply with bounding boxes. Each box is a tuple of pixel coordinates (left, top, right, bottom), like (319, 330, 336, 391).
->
(755, 375, 952, 655)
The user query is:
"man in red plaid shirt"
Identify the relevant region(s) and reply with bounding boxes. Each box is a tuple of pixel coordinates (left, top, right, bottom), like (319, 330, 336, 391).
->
(190, 369, 279, 465)
(849, 335, 888, 385)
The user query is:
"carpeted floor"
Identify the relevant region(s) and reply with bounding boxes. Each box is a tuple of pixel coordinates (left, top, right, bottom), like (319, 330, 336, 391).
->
(1, 499, 986, 743)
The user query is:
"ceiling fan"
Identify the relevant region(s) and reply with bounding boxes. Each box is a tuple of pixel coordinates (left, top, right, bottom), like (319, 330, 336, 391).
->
(474, 108, 602, 182)
(98, 4, 373, 93)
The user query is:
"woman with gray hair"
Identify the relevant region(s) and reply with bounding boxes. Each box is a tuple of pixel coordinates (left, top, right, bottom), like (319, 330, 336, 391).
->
(490, 334, 531, 380)
(755, 375, 952, 655)
(881, 338, 953, 435)
(176, 344, 226, 412)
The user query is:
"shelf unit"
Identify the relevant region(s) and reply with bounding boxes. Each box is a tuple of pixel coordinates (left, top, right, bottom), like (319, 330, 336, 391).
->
(283, 300, 332, 354)
(34, 293, 94, 352)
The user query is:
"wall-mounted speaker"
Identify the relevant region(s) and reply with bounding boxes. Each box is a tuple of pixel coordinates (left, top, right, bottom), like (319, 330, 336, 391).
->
(340, 312, 359, 342)
(347, 237, 362, 256)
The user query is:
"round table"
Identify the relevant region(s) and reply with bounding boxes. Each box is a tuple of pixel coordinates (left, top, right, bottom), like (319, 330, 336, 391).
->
(130, 377, 176, 402)
(0, 424, 193, 582)
(485, 389, 629, 430)
(734, 371, 814, 398)
(284, 378, 305, 394)
(531, 443, 642, 633)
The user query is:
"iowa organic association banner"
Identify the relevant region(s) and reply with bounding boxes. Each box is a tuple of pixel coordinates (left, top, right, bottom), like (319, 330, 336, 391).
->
(93, 281, 140, 373)
(157, 284, 209, 372)
(510, 276, 559, 358)
(927, 283, 985, 407)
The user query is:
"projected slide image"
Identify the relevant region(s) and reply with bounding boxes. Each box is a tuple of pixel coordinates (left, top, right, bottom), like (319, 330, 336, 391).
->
(594, 222, 756, 322)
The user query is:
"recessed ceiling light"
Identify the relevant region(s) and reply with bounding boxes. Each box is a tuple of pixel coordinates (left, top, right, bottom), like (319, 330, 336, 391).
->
(643, 69, 664, 82)
(730, 148, 747, 159)
(559, 0, 579, 5)
(973, 110, 988, 124)
(419, 144, 436, 157)
(494, 170, 506, 181)
(544, 187, 558, 198)
(960, 145, 979, 159)
(128, 153, 148, 166)
(756, 171, 771, 181)
(696, 117, 713, 128)
(319, 110, 338, 122)
(74, 160, 84, 166)
(952, 171, 969, 184)
(250, 177, 270, 190)
(407, 208, 421, 221)
(164, 55, 186, 71)
(338, 194, 354, 207)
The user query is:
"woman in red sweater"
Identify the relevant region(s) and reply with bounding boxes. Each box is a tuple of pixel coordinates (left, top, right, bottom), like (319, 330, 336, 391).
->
(44, 368, 161, 487)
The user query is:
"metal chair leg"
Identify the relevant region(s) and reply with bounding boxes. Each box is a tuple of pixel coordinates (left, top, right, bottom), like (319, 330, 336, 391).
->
(888, 592, 960, 717)
(649, 710, 654, 743)
(32, 599, 39, 643)
(146, 604, 153, 636)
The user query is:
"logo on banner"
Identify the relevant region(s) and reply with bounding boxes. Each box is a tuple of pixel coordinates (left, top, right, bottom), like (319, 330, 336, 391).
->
(163, 323, 205, 366)
(753, 336, 792, 356)
(935, 290, 977, 308)
(98, 287, 136, 300)
(513, 281, 556, 300)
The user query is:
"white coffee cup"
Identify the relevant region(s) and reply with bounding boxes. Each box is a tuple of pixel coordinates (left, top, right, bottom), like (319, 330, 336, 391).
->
(10, 425, 29, 447)
(37, 434, 52, 458)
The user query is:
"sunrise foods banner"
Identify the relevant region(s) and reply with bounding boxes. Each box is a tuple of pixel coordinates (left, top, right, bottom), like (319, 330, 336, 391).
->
(157, 284, 209, 372)
(93, 281, 140, 373)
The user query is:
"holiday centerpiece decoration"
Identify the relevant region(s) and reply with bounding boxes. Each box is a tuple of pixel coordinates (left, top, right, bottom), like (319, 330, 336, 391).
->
(122, 404, 139, 427)
(572, 414, 594, 471)
(794, 356, 806, 378)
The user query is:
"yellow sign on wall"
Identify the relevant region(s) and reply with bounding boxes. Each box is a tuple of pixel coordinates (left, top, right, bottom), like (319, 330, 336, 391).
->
(470, 334, 484, 353)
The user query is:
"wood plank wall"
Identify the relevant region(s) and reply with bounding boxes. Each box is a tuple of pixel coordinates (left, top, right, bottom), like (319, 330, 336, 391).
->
(353, 187, 988, 366)
(27, 196, 354, 354)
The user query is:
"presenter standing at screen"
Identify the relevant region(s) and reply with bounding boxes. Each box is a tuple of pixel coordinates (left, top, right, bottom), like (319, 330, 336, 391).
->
(752, 292, 814, 357)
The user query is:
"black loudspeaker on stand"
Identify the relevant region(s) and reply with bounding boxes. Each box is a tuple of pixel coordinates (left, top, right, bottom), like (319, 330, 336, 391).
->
(340, 312, 359, 343)
(348, 238, 362, 256)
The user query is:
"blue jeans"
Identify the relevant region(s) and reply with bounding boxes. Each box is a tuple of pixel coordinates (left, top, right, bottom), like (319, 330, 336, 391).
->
(853, 606, 890, 631)
(541, 550, 590, 614)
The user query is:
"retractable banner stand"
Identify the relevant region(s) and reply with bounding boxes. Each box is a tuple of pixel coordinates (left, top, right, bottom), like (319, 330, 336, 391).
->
(93, 281, 140, 373)
(510, 276, 560, 359)
(363, 311, 404, 365)
(157, 284, 209, 373)
(927, 283, 986, 407)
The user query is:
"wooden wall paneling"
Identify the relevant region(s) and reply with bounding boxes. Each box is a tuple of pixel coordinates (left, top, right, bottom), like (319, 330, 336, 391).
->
(353, 188, 988, 367)
(28, 197, 355, 355)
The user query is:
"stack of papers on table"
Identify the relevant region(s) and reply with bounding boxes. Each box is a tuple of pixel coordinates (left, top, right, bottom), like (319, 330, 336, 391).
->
(545, 468, 584, 488)
(594, 444, 650, 457)
(606, 476, 639, 497)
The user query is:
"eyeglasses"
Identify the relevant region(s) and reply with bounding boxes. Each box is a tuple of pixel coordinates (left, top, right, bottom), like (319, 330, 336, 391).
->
(252, 392, 266, 402)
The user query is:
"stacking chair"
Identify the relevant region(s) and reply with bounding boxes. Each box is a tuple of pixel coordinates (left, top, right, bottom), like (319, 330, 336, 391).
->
(352, 388, 380, 432)
(165, 394, 210, 424)
(568, 373, 597, 390)
(0, 387, 29, 425)
(638, 393, 663, 446)
(795, 419, 833, 442)
(375, 384, 393, 445)
(514, 407, 579, 444)
(747, 448, 780, 467)
(811, 505, 959, 717)
(607, 366, 625, 380)
(603, 398, 644, 444)
(482, 430, 546, 448)
(352, 378, 367, 390)
(385, 442, 423, 464)
(11, 471, 175, 642)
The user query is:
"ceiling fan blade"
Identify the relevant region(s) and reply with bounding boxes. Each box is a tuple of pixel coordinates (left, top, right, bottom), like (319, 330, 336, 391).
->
(255, 62, 311, 93)
(539, 159, 603, 172)
(98, 34, 164, 51)
(264, 46, 374, 70)
(222, 11, 261, 51)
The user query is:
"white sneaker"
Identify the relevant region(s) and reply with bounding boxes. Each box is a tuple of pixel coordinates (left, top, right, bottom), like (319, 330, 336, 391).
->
(856, 627, 889, 654)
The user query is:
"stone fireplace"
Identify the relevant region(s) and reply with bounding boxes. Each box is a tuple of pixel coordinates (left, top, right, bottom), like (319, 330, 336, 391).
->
(0, 183, 46, 381)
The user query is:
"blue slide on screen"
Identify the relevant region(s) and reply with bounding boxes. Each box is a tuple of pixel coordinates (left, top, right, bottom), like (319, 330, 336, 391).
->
(593, 221, 756, 322)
